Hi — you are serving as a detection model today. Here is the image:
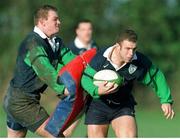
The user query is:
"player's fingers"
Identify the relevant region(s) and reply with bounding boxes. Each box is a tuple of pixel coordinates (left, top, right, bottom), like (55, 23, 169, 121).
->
(168, 110, 174, 119)
(171, 110, 175, 119)
(103, 81, 108, 86)
(107, 86, 116, 94)
(106, 84, 118, 94)
(166, 110, 171, 119)
(165, 106, 174, 119)
(162, 106, 168, 116)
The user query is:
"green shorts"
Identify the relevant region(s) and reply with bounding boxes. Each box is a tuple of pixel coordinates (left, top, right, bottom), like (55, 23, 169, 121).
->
(3, 86, 49, 132)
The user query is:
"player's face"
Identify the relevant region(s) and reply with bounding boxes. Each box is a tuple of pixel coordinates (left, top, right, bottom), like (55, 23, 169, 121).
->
(118, 40, 137, 63)
(76, 22, 93, 44)
(43, 10, 60, 37)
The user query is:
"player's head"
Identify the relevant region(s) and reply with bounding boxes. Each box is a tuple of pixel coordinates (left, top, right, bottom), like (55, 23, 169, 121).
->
(115, 29, 138, 63)
(34, 5, 60, 37)
(75, 19, 93, 44)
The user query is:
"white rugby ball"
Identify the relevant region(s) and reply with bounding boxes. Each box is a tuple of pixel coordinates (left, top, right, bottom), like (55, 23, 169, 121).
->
(93, 69, 123, 87)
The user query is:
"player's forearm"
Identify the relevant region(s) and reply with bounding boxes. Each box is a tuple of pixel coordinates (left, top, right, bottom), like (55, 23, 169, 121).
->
(60, 46, 76, 65)
(24, 47, 65, 94)
(141, 65, 173, 104)
(81, 65, 100, 98)
(32, 57, 65, 94)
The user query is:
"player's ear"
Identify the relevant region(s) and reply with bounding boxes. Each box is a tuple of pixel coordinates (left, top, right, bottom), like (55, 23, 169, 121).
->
(115, 43, 121, 48)
(76, 28, 80, 35)
(39, 18, 46, 26)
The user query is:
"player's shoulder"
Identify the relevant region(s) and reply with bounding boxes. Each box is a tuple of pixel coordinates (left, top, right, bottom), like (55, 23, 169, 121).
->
(92, 47, 107, 61)
(21, 31, 46, 47)
(67, 40, 75, 49)
(136, 51, 147, 59)
(89, 47, 107, 69)
(136, 51, 151, 62)
(135, 51, 152, 68)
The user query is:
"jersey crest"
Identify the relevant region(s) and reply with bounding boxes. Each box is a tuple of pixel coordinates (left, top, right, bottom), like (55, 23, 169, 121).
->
(128, 64, 137, 74)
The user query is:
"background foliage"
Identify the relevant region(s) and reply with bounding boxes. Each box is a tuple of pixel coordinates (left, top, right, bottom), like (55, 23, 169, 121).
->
(0, 0, 179, 137)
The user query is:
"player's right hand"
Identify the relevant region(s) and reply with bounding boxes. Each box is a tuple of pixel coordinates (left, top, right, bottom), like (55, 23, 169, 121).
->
(161, 103, 175, 119)
(97, 81, 118, 95)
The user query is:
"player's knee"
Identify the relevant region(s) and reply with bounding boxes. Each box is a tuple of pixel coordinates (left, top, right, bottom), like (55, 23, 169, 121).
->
(115, 129, 137, 138)
(63, 120, 79, 137)
(88, 131, 107, 138)
(88, 127, 108, 137)
(63, 126, 74, 137)
(7, 128, 27, 138)
(35, 121, 54, 137)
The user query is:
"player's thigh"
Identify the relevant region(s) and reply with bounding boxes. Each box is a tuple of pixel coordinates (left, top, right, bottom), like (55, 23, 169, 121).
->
(3, 87, 50, 135)
(87, 124, 109, 138)
(63, 119, 80, 137)
(35, 118, 55, 137)
(7, 126, 27, 138)
(111, 115, 137, 137)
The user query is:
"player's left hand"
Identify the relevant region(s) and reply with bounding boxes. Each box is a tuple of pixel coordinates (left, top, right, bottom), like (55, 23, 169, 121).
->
(64, 88, 69, 96)
(161, 103, 175, 119)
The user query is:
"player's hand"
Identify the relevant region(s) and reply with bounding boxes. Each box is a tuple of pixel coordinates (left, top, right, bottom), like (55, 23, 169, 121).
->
(56, 88, 69, 99)
(64, 88, 69, 96)
(161, 103, 175, 119)
(97, 81, 118, 95)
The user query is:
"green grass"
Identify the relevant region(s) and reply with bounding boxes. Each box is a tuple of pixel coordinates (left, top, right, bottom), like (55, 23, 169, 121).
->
(1, 105, 179, 137)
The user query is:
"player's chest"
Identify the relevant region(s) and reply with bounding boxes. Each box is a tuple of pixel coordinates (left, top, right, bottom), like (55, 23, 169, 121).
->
(101, 60, 144, 81)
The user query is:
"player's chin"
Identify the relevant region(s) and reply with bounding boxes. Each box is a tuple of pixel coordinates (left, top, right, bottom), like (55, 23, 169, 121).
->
(55, 27, 60, 33)
(126, 58, 133, 62)
(125, 59, 131, 63)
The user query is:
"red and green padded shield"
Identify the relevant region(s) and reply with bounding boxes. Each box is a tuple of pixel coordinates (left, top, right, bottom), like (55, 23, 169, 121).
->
(45, 48, 96, 137)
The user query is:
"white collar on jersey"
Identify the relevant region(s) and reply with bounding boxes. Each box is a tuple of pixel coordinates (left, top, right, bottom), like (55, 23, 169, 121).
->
(33, 26, 57, 52)
(103, 46, 137, 71)
(33, 26, 48, 39)
(74, 37, 92, 50)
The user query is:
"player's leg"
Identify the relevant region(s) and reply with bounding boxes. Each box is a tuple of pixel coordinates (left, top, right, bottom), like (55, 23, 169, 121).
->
(6, 118, 27, 138)
(7, 127, 27, 137)
(6, 108, 56, 137)
(87, 124, 109, 137)
(111, 107, 137, 137)
(7, 127, 27, 138)
(85, 99, 112, 137)
(3, 87, 55, 137)
(111, 115, 137, 137)
(35, 119, 55, 137)
(3, 89, 28, 137)
(63, 119, 80, 137)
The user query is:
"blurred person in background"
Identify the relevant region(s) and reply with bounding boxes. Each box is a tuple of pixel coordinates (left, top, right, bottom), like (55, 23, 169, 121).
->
(63, 19, 99, 137)
(68, 19, 98, 55)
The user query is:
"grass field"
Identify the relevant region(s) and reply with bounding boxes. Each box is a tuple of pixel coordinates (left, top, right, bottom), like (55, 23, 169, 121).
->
(0, 105, 179, 137)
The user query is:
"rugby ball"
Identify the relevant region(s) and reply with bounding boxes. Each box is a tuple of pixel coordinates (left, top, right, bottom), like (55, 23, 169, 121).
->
(93, 69, 123, 87)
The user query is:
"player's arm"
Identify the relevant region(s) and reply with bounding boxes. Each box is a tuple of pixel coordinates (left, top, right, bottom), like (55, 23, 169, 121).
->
(81, 65, 116, 98)
(57, 45, 76, 71)
(141, 65, 174, 119)
(141, 65, 173, 104)
(24, 46, 65, 94)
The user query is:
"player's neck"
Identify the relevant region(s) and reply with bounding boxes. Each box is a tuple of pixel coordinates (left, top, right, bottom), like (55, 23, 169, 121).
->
(78, 38, 91, 48)
(109, 46, 125, 67)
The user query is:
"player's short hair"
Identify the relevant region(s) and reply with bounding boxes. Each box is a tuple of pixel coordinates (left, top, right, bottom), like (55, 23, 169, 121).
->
(74, 19, 93, 30)
(34, 5, 58, 25)
(116, 29, 138, 43)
